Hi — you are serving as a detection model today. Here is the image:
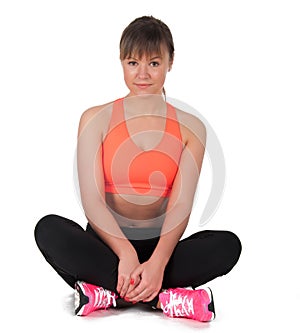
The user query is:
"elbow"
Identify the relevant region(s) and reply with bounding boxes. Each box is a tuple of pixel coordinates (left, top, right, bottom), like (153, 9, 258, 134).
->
(171, 201, 193, 221)
(80, 195, 107, 218)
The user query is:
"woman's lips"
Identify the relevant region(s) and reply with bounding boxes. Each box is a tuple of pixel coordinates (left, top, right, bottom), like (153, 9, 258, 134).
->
(135, 83, 152, 89)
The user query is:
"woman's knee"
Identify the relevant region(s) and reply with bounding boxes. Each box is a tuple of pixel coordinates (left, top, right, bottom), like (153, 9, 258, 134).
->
(34, 214, 63, 247)
(220, 230, 242, 269)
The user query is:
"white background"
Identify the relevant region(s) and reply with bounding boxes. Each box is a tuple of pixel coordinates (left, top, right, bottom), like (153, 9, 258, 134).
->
(1, 0, 299, 332)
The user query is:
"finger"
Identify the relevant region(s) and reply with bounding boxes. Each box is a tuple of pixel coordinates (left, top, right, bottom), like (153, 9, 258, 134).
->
(142, 291, 159, 303)
(125, 276, 141, 296)
(130, 289, 152, 303)
(124, 266, 143, 297)
(125, 270, 146, 299)
(130, 265, 144, 281)
(126, 282, 144, 299)
(116, 275, 124, 294)
(124, 281, 134, 297)
(127, 285, 151, 302)
(119, 277, 130, 298)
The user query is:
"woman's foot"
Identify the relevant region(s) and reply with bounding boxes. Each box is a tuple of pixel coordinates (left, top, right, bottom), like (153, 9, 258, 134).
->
(158, 287, 215, 322)
(75, 281, 117, 316)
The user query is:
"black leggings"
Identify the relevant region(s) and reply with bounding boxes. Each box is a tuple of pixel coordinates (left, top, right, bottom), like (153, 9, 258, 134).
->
(34, 214, 242, 307)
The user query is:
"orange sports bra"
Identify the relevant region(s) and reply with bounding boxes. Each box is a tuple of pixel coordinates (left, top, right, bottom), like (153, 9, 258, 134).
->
(102, 98, 184, 197)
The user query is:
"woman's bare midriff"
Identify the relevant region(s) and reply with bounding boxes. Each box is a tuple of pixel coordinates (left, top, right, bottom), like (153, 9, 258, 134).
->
(105, 192, 169, 229)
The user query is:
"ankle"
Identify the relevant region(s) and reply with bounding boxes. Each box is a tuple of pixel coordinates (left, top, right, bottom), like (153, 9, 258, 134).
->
(156, 299, 161, 309)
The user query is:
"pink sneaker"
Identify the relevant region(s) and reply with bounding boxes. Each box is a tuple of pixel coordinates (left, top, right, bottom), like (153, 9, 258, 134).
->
(75, 281, 117, 316)
(159, 287, 215, 322)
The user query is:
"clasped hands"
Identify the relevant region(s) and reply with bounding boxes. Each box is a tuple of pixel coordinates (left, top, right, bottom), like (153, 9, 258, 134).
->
(116, 255, 165, 304)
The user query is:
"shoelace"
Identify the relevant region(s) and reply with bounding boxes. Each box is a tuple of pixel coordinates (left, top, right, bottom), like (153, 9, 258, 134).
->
(93, 287, 117, 309)
(161, 290, 194, 317)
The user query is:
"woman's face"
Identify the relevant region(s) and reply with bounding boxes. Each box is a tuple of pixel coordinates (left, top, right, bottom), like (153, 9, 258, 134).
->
(121, 47, 172, 96)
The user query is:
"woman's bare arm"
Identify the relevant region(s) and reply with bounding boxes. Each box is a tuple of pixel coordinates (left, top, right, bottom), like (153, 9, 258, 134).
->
(77, 105, 136, 259)
(149, 115, 207, 267)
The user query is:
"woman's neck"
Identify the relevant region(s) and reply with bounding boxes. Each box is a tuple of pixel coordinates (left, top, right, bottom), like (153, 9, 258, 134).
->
(123, 94, 166, 116)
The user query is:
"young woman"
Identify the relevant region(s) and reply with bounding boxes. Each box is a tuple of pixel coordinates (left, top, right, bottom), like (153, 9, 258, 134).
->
(34, 16, 241, 322)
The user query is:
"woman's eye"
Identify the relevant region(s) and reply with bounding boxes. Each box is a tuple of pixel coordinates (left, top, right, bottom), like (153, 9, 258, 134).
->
(128, 61, 138, 66)
(150, 61, 160, 67)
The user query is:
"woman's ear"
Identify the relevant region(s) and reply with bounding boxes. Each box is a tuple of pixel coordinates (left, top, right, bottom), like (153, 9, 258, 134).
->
(168, 54, 174, 71)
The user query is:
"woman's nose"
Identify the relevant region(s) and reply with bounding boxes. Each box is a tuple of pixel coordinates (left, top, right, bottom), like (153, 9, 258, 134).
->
(137, 64, 150, 79)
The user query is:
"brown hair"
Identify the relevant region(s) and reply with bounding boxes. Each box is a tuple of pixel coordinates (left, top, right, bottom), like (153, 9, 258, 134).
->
(119, 16, 174, 62)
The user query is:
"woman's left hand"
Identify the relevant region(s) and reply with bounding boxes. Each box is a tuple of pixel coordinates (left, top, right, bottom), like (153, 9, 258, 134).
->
(124, 259, 165, 303)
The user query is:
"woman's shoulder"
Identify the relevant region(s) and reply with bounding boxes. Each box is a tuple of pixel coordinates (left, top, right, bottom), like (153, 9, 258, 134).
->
(80, 101, 114, 123)
(77, 100, 114, 137)
(173, 106, 206, 140)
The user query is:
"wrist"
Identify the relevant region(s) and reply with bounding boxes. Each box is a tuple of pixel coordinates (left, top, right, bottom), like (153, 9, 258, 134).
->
(149, 251, 170, 269)
(116, 240, 137, 259)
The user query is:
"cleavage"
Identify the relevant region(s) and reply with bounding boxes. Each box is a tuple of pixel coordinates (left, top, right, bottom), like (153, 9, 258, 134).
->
(125, 115, 167, 151)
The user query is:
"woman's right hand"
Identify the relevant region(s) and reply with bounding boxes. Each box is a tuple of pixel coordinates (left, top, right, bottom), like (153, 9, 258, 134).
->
(116, 252, 140, 299)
